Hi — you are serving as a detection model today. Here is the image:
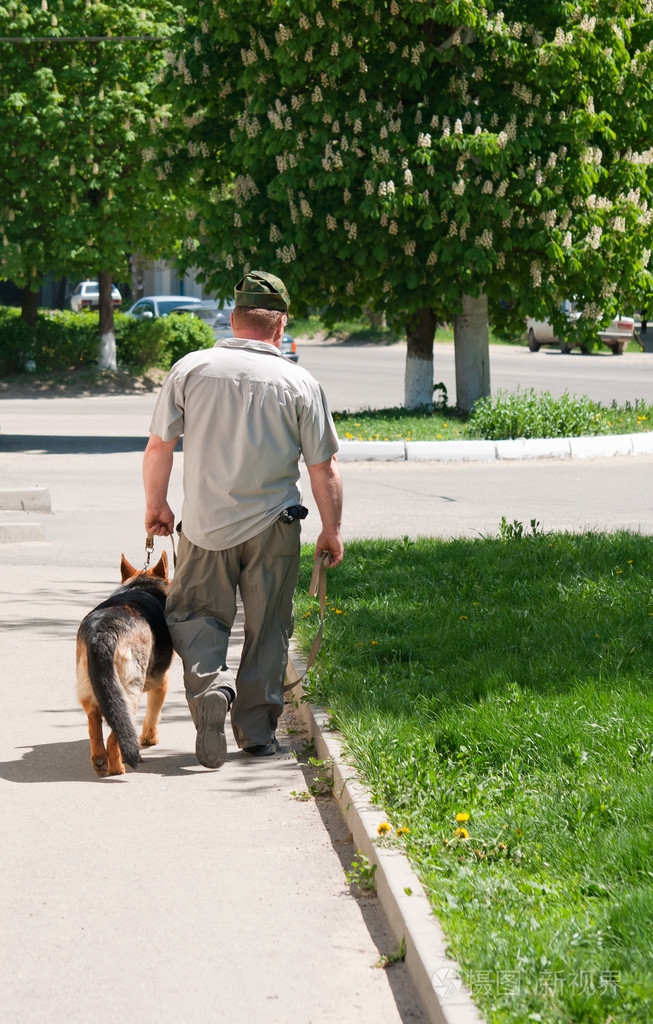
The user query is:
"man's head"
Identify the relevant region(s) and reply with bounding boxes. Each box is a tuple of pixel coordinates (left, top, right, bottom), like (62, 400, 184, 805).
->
(231, 270, 290, 345)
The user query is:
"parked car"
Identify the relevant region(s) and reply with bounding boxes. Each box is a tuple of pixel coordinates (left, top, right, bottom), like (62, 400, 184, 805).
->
(125, 295, 203, 319)
(597, 316, 636, 355)
(128, 295, 300, 361)
(281, 333, 299, 362)
(70, 280, 122, 312)
(527, 303, 636, 355)
(192, 297, 299, 361)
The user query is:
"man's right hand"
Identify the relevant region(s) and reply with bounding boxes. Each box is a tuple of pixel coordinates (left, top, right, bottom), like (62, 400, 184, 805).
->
(314, 529, 344, 568)
(145, 502, 175, 537)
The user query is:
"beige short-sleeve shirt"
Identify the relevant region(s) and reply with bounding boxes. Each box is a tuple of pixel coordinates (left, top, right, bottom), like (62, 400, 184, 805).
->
(149, 338, 339, 550)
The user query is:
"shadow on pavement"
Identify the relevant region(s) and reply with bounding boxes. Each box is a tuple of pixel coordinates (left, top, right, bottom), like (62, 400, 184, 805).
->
(0, 435, 150, 454)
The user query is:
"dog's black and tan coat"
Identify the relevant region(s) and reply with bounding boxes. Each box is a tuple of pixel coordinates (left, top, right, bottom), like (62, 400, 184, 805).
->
(76, 553, 173, 777)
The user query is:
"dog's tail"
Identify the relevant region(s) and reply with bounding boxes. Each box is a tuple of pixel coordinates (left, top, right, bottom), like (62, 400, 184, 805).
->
(85, 635, 140, 770)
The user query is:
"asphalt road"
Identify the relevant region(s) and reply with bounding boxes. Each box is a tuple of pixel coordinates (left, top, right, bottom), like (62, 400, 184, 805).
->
(297, 339, 653, 412)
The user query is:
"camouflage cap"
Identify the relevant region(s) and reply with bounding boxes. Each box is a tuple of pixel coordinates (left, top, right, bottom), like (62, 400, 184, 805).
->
(234, 270, 290, 312)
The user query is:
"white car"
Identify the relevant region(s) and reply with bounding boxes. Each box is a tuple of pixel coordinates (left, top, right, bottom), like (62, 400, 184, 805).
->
(70, 280, 122, 312)
(527, 303, 635, 355)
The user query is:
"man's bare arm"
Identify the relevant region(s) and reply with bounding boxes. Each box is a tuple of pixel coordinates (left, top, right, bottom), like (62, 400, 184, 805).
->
(143, 433, 179, 536)
(307, 455, 344, 567)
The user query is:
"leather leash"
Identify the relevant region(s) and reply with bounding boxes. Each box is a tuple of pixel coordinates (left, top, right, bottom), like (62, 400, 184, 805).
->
(285, 551, 330, 690)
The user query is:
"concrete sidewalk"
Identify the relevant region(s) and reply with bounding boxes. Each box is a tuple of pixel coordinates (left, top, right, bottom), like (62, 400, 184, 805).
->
(2, 393, 651, 1023)
(0, 563, 428, 1023)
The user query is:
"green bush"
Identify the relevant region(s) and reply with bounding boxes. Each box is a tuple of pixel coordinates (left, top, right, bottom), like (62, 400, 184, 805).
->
(161, 312, 215, 366)
(0, 305, 216, 375)
(471, 388, 598, 439)
(0, 307, 98, 374)
(115, 314, 168, 369)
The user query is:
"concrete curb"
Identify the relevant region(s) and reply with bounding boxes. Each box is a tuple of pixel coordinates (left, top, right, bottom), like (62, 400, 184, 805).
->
(288, 658, 484, 1024)
(0, 487, 51, 512)
(0, 489, 50, 544)
(337, 430, 653, 463)
(0, 521, 47, 543)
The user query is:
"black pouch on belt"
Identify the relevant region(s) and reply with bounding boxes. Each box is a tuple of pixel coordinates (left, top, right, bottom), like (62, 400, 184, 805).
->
(278, 505, 309, 524)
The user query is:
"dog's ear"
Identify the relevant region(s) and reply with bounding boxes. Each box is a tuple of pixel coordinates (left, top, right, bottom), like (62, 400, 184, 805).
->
(120, 554, 138, 581)
(150, 551, 169, 580)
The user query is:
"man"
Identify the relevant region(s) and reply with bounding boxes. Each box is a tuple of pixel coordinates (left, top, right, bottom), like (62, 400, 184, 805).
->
(143, 270, 343, 768)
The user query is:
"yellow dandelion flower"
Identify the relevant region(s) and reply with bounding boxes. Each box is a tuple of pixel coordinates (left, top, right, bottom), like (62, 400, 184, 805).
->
(456, 812, 470, 822)
(378, 822, 392, 835)
(345, 432, 353, 439)
(454, 827, 469, 839)
(396, 826, 410, 836)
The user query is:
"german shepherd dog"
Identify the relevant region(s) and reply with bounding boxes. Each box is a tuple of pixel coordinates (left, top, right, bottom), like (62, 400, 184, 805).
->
(76, 552, 173, 777)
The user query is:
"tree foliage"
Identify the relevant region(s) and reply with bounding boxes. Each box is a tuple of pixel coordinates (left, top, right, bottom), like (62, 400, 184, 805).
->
(166, 0, 653, 403)
(0, 0, 184, 305)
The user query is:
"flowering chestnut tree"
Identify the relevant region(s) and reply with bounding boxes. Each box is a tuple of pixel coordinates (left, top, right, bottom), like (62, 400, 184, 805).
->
(0, 0, 183, 368)
(171, 0, 653, 408)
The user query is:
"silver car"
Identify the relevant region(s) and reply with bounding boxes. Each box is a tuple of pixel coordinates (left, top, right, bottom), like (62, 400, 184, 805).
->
(125, 295, 203, 319)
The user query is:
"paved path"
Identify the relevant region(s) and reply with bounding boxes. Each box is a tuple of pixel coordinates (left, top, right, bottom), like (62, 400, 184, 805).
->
(1, 389, 652, 1023)
(0, 395, 431, 1023)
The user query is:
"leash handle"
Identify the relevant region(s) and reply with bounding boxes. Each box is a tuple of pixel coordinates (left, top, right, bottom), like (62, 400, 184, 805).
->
(144, 532, 155, 568)
(144, 531, 177, 570)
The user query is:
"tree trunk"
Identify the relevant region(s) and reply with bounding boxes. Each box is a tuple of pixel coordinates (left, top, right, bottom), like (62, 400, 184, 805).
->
(404, 307, 437, 409)
(453, 293, 491, 413)
(130, 253, 145, 301)
(364, 307, 386, 330)
(97, 271, 117, 371)
(21, 286, 39, 327)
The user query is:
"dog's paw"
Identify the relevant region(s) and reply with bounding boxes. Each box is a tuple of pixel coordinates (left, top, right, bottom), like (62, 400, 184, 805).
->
(139, 731, 159, 748)
(92, 756, 109, 777)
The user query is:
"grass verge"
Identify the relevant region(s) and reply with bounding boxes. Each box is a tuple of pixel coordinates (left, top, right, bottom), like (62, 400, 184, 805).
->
(332, 395, 653, 441)
(293, 530, 653, 1024)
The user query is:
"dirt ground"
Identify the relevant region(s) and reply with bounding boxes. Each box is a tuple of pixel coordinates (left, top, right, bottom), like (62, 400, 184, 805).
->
(0, 366, 169, 399)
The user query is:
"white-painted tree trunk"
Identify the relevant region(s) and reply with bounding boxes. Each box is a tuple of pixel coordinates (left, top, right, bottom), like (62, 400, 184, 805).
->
(453, 293, 491, 413)
(404, 351, 434, 408)
(98, 331, 117, 371)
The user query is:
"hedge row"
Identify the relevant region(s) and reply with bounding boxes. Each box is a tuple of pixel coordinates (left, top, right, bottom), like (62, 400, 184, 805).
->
(0, 306, 215, 376)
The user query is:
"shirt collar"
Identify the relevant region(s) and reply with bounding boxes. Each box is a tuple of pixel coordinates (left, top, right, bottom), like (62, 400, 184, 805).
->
(213, 337, 283, 357)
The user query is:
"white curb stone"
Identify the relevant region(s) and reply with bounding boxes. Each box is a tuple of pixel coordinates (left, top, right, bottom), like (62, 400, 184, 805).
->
(569, 434, 634, 459)
(495, 437, 571, 461)
(337, 440, 405, 461)
(289, 658, 485, 1024)
(0, 522, 47, 543)
(0, 487, 51, 512)
(335, 431, 652, 462)
(406, 440, 496, 462)
(631, 432, 653, 455)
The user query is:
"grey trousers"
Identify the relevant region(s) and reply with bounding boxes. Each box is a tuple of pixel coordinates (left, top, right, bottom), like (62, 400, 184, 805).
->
(165, 518, 301, 750)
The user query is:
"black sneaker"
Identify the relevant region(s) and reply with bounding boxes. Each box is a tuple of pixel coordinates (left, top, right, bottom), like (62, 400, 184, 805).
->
(196, 691, 228, 768)
(244, 737, 280, 757)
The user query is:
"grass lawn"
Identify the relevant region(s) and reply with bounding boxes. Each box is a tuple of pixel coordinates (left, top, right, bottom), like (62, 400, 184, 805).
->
(332, 399, 653, 442)
(293, 530, 653, 1024)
